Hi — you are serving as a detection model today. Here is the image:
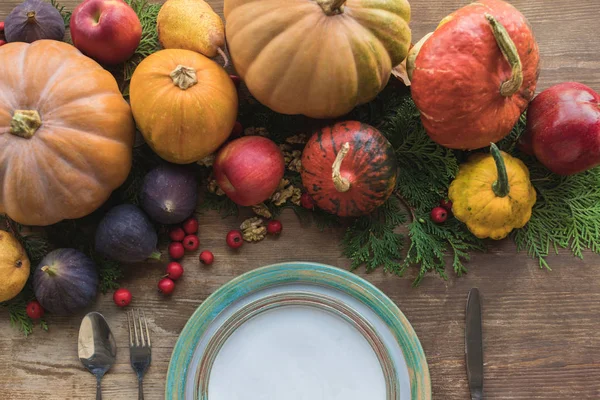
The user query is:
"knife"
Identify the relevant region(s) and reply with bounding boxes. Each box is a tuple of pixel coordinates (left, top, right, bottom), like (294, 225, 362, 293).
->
(466, 288, 483, 400)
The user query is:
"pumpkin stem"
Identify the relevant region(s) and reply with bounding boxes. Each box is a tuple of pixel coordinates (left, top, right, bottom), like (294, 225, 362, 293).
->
(490, 143, 510, 197)
(316, 0, 346, 15)
(10, 110, 42, 139)
(332, 142, 351, 193)
(41, 265, 57, 277)
(485, 14, 523, 97)
(170, 65, 198, 90)
(148, 250, 162, 261)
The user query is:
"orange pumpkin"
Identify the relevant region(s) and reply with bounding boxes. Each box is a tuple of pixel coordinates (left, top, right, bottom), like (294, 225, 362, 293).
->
(224, 0, 411, 119)
(0, 40, 135, 226)
(130, 49, 238, 164)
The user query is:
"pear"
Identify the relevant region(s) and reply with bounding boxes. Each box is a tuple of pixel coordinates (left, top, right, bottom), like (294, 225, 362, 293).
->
(157, 0, 227, 63)
(0, 230, 30, 302)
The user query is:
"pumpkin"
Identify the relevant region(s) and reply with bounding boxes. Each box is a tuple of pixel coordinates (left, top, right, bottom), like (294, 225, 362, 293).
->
(33, 248, 98, 315)
(448, 143, 536, 240)
(224, 0, 411, 119)
(130, 49, 238, 164)
(0, 230, 30, 302)
(301, 121, 397, 217)
(0, 40, 135, 226)
(409, 0, 540, 150)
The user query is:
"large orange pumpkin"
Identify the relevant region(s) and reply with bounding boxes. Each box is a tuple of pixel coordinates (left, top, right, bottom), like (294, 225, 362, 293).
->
(0, 40, 135, 226)
(224, 0, 411, 119)
(130, 49, 238, 164)
(409, 0, 540, 150)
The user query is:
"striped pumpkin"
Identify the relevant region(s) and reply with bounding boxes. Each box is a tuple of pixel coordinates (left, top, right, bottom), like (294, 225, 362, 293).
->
(301, 121, 397, 217)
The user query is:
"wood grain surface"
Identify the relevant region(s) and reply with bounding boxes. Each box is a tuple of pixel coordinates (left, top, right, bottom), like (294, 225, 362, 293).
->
(1, 0, 600, 399)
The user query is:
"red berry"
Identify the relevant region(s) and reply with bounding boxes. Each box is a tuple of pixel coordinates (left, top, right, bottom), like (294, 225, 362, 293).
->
(267, 220, 283, 235)
(26, 300, 44, 319)
(300, 192, 316, 210)
(230, 74, 241, 89)
(199, 250, 214, 265)
(230, 121, 243, 139)
(0, 21, 4, 32)
(183, 235, 199, 252)
(158, 278, 176, 295)
(169, 242, 185, 260)
(0, 40, 6, 47)
(430, 207, 448, 224)
(182, 216, 199, 235)
(165, 261, 184, 280)
(169, 227, 186, 242)
(113, 288, 132, 307)
(440, 199, 453, 212)
(226, 230, 244, 249)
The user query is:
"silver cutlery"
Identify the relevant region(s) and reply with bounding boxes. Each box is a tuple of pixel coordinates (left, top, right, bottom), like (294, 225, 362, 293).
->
(466, 288, 484, 400)
(78, 312, 117, 400)
(128, 309, 152, 400)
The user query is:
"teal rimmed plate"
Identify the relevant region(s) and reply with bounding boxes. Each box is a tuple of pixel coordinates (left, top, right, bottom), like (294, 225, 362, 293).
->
(166, 262, 431, 400)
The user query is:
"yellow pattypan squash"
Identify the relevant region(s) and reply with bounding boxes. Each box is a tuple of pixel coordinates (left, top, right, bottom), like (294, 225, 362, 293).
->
(448, 144, 536, 240)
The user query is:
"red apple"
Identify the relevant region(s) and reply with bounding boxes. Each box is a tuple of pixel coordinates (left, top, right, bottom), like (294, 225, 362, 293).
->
(520, 82, 600, 175)
(70, 0, 142, 65)
(213, 136, 285, 206)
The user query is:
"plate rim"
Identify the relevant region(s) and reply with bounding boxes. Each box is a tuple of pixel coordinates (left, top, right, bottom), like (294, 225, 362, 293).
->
(165, 262, 432, 400)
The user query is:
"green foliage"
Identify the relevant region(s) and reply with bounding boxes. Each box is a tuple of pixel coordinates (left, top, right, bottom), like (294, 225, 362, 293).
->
(199, 192, 240, 218)
(342, 197, 406, 274)
(121, 0, 162, 96)
(512, 158, 600, 268)
(50, 0, 71, 28)
(96, 256, 124, 293)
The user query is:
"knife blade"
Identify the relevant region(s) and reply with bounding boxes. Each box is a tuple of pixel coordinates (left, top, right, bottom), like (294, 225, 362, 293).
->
(466, 288, 483, 400)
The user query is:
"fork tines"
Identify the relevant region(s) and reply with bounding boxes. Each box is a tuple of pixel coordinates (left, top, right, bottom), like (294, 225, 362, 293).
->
(127, 309, 151, 348)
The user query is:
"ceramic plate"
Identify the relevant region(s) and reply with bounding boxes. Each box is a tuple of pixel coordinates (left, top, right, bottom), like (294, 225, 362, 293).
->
(166, 262, 431, 400)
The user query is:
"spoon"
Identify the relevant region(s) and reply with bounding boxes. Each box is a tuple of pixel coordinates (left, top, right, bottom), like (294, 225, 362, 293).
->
(78, 312, 117, 400)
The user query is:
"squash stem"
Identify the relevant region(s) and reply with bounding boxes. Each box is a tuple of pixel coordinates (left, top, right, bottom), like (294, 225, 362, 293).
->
(41, 265, 58, 277)
(148, 251, 162, 261)
(170, 65, 198, 90)
(10, 110, 42, 139)
(316, 0, 346, 15)
(485, 14, 523, 97)
(331, 142, 351, 193)
(490, 143, 510, 197)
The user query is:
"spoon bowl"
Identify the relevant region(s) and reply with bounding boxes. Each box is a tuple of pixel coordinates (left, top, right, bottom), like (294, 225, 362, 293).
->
(78, 312, 117, 400)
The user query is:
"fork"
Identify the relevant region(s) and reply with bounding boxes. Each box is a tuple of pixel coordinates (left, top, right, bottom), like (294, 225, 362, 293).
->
(127, 309, 152, 400)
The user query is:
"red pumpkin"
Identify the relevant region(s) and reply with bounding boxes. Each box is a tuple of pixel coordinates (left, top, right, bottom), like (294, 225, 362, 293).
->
(409, 0, 540, 150)
(301, 122, 397, 217)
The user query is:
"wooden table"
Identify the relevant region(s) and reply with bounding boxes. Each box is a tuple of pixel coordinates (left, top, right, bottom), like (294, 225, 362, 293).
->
(1, 0, 600, 399)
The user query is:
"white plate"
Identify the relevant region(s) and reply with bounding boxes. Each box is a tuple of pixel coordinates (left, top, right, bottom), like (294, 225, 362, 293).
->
(166, 262, 431, 400)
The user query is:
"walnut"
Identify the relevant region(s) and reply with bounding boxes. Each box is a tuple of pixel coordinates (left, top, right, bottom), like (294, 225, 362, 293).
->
(244, 127, 269, 137)
(290, 187, 302, 206)
(279, 143, 293, 153)
(270, 179, 302, 206)
(207, 179, 225, 196)
(287, 150, 302, 172)
(197, 154, 215, 167)
(285, 134, 309, 145)
(240, 217, 267, 242)
(251, 203, 272, 219)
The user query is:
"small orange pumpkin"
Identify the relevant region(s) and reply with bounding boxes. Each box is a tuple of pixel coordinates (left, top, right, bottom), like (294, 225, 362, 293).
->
(0, 40, 135, 226)
(130, 49, 238, 164)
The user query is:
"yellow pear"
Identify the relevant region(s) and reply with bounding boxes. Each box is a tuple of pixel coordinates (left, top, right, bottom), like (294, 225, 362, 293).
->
(157, 0, 226, 61)
(0, 230, 30, 302)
